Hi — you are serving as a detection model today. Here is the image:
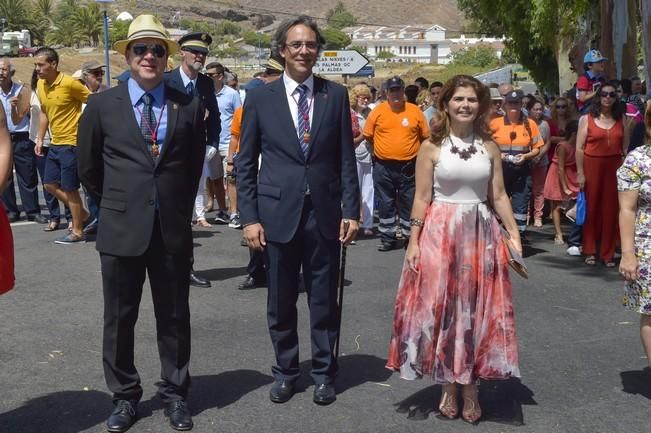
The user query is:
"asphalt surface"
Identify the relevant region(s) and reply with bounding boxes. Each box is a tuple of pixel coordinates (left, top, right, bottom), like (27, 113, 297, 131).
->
(1, 208, 650, 433)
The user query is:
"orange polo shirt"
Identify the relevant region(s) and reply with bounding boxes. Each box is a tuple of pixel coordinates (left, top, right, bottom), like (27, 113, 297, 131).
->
(231, 106, 243, 153)
(363, 101, 429, 161)
(490, 116, 543, 153)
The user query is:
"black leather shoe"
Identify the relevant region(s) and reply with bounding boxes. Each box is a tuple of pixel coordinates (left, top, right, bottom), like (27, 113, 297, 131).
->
(377, 242, 396, 252)
(269, 380, 295, 403)
(165, 400, 193, 431)
(189, 270, 211, 288)
(237, 275, 265, 290)
(27, 214, 49, 224)
(313, 383, 336, 405)
(106, 400, 137, 433)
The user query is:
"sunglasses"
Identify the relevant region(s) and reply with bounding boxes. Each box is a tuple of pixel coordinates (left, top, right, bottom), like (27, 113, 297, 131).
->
(600, 91, 617, 98)
(89, 70, 105, 77)
(205, 72, 220, 78)
(131, 43, 166, 58)
(555, 104, 567, 109)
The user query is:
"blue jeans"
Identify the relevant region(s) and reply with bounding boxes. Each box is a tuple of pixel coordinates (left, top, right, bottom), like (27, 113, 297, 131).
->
(567, 223, 582, 247)
(502, 161, 532, 233)
(1, 135, 40, 216)
(373, 159, 416, 244)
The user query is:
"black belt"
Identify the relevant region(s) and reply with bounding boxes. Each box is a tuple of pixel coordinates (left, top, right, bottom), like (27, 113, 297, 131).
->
(10, 132, 29, 140)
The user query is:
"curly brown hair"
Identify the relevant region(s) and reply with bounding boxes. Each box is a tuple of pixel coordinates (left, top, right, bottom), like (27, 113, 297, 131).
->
(429, 75, 493, 145)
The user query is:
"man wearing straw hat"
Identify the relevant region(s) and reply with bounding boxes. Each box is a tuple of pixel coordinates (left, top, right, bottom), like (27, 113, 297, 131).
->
(77, 15, 206, 432)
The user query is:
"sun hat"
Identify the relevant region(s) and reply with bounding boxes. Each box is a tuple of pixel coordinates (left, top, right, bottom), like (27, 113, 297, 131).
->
(113, 14, 179, 56)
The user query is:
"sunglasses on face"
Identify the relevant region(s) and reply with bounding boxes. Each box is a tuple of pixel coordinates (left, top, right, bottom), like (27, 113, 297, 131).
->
(555, 104, 567, 109)
(89, 70, 104, 77)
(600, 91, 617, 98)
(131, 43, 166, 58)
(205, 72, 221, 78)
(285, 41, 319, 51)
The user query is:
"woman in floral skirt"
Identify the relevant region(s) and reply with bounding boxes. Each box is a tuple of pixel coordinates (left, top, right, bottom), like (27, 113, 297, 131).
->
(618, 101, 651, 365)
(386, 75, 522, 424)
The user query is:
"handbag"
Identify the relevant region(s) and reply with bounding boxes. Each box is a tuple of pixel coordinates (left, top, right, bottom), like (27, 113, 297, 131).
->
(576, 191, 587, 226)
(0, 202, 15, 295)
(499, 224, 529, 279)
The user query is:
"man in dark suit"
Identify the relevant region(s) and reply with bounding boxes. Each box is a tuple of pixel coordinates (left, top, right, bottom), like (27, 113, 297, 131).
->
(165, 31, 220, 288)
(237, 16, 359, 406)
(77, 15, 205, 432)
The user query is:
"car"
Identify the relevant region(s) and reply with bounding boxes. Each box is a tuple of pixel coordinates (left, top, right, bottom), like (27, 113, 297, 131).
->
(345, 64, 375, 79)
(0, 41, 18, 57)
(18, 46, 36, 57)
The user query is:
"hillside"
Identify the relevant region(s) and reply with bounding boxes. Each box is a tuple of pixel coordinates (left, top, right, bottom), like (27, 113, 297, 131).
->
(113, 0, 466, 32)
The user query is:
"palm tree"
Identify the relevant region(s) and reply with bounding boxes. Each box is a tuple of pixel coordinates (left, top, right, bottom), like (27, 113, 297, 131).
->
(70, 3, 102, 46)
(47, 23, 80, 47)
(0, 0, 30, 30)
(33, 0, 54, 23)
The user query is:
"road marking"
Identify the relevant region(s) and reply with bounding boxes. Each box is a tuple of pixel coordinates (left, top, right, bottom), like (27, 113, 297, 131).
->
(10, 221, 36, 227)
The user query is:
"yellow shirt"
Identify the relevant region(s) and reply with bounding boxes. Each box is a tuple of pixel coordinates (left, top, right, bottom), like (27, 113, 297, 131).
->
(363, 101, 429, 161)
(37, 72, 89, 145)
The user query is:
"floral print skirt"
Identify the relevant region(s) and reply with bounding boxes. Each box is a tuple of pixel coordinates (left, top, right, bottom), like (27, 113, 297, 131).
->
(386, 200, 520, 384)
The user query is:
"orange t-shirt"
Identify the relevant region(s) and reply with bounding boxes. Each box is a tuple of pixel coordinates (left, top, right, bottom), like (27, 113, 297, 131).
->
(490, 116, 543, 152)
(363, 101, 430, 161)
(231, 106, 243, 153)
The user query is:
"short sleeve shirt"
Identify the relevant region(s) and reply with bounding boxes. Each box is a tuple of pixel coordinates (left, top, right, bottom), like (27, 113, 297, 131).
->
(363, 101, 429, 161)
(490, 116, 543, 152)
(231, 106, 243, 153)
(37, 72, 90, 145)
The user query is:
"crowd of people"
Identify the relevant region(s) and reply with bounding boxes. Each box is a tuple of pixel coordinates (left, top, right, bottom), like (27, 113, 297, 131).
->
(1, 12, 650, 432)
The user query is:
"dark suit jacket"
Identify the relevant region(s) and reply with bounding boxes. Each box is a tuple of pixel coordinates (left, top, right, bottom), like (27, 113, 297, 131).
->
(237, 76, 359, 243)
(77, 82, 206, 257)
(165, 67, 220, 148)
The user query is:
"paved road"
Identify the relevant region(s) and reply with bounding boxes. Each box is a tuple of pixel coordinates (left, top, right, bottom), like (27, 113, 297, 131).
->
(0, 211, 649, 433)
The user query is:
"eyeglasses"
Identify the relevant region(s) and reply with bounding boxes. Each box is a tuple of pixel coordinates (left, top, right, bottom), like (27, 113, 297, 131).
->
(131, 43, 166, 58)
(357, 95, 370, 100)
(600, 91, 617, 98)
(285, 41, 319, 51)
(205, 72, 221, 78)
(89, 70, 105, 77)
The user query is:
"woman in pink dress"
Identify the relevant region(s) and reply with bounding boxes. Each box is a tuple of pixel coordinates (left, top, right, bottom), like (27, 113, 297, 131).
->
(544, 120, 580, 244)
(387, 75, 522, 425)
(0, 109, 14, 295)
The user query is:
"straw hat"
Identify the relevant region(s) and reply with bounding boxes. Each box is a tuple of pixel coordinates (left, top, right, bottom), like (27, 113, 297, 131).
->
(113, 15, 179, 56)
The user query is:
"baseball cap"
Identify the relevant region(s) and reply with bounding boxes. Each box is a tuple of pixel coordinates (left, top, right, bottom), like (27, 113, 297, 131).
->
(504, 89, 524, 104)
(81, 60, 105, 72)
(583, 49, 607, 64)
(385, 76, 405, 89)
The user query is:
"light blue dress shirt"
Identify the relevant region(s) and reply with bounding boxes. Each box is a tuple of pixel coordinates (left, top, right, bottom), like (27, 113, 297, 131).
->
(128, 78, 167, 151)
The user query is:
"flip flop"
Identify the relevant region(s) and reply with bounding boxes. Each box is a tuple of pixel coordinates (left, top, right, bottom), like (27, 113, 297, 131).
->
(584, 256, 596, 266)
(43, 220, 60, 232)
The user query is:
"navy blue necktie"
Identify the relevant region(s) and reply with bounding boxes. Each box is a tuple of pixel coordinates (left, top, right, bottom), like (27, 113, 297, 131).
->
(186, 81, 195, 96)
(296, 84, 310, 156)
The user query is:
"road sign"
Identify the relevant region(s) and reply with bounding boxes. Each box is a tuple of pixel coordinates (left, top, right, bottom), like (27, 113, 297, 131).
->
(313, 50, 369, 75)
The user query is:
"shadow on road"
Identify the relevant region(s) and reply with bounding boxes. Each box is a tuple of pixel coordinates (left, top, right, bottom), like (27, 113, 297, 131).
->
(0, 390, 112, 433)
(189, 370, 274, 414)
(295, 354, 392, 394)
(198, 266, 248, 282)
(393, 377, 536, 426)
(621, 368, 651, 399)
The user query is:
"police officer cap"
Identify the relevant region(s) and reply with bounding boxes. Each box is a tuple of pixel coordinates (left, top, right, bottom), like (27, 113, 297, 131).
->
(179, 32, 213, 54)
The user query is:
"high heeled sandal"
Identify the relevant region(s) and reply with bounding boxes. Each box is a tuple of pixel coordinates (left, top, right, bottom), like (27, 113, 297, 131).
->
(436, 389, 459, 420)
(461, 394, 482, 425)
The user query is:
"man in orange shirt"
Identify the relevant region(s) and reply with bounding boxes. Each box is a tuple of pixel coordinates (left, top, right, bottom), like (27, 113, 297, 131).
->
(363, 76, 429, 251)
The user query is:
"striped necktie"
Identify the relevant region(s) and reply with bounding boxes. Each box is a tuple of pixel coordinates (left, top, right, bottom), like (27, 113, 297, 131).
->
(296, 84, 310, 157)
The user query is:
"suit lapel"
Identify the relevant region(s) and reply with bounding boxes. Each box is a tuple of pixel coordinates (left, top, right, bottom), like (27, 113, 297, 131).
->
(307, 77, 328, 159)
(117, 84, 155, 166)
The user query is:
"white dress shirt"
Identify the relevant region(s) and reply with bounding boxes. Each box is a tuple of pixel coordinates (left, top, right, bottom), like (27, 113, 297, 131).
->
(283, 72, 314, 139)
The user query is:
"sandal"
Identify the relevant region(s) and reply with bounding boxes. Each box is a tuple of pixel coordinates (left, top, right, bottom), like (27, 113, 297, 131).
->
(437, 385, 459, 420)
(554, 236, 565, 245)
(605, 261, 616, 268)
(43, 220, 60, 232)
(584, 256, 596, 266)
(461, 386, 482, 425)
(196, 218, 212, 228)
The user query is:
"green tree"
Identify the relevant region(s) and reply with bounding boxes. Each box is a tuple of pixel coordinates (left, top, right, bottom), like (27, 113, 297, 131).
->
(322, 27, 351, 50)
(47, 22, 80, 47)
(0, 0, 30, 30)
(349, 45, 367, 54)
(457, 0, 591, 91)
(452, 45, 499, 68)
(215, 20, 241, 37)
(326, 1, 357, 30)
(377, 51, 395, 59)
(70, 2, 103, 46)
(109, 19, 131, 46)
(242, 31, 271, 48)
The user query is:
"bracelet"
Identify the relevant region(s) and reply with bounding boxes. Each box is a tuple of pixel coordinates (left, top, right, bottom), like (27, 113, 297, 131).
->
(409, 217, 424, 227)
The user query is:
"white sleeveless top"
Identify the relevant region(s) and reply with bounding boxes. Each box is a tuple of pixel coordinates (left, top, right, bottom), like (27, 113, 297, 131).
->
(433, 134, 491, 204)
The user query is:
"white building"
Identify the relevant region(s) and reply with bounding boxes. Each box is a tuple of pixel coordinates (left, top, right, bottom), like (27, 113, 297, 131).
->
(344, 25, 452, 65)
